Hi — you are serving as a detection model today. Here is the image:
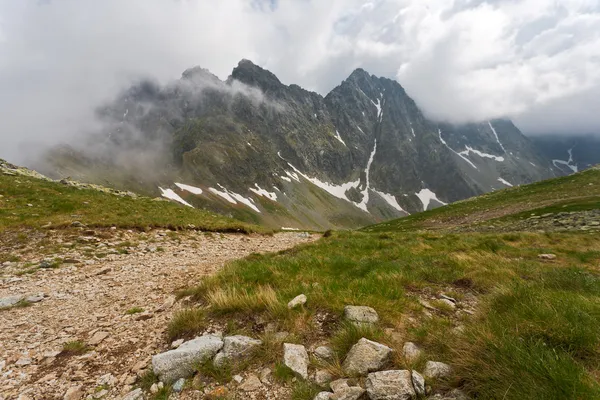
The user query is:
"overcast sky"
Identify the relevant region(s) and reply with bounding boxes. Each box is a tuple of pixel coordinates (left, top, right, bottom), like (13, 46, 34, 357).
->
(1, 0, 599, 162)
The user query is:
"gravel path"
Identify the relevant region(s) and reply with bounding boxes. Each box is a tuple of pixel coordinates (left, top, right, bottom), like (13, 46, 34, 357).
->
(0, 230, 316, 400)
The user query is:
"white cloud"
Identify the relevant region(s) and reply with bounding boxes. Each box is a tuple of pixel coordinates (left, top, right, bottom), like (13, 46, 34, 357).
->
(0, 0, 599, 162)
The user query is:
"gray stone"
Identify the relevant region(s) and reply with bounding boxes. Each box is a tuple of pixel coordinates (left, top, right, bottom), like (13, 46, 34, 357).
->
(330, 379, 350, 392)
(366, 370, 416, 400)
(411, 370, 425, 396)
(63, 386, 84, 400)
(342, 338, 393, 376)
(121, 388, 144, 400)
(259, 367, 272, 384)
(288, 294, 307, 309)
(152, 334, 223, 383)
(402, 342, 422, 363)
(213, 335, 262, 367)
(283, 343, 309, 379)
(314, 393, 333, 400)
(314, 346, 335, 362)
(315, 369, 334, 386)
(423, 361, 452, 380)
(538, 254, 557, 260)
(439, 294, 456, 303)
(439, 299, 456, 309)
(239, 374, 264, 392)
(344, 305, 379, 325)
(330, 387, 366, 400)
(88, 331, 109, 345)
(172, 378, 185, 392)
(233, 374, 244, 383)
(0, 295, 24, 308)
(25, 294, 45, 303)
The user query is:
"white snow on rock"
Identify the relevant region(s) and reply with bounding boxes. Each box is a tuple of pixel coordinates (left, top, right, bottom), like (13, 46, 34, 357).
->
(529, 162, 537, 167)
(280, 175, 292, 183)
(250, 184, 277, 201)
(334, 130, 347, 146)
(355, 140, 377, 212)
(356, 125, 365, 134)
(458, 146, 505, 162)
(488, 121, 507, 153)
(372, 190, 408, 214)
(174, 183, 203, 195)
(159, 188, 193, 208)
(209, 185, 261, 213)
(438, 129, 478, 169)
(497, 177, 513, 187)
(416, 189, 447, 211)
(370, 98, 382, 121)
(553, 147, 578, 173)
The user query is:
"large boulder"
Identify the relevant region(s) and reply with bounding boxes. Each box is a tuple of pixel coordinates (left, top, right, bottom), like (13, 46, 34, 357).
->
(152, 334, 223, 383)
(366, 370, 415, 400)
(423, 361, 452, 380)
(213, 335, 262, 367)
(314, 393, 332, 400)
(342, 338, 393, 376)
(283, 343, 309, 379)
(411, 370, 425, 396)
(344, 306, 379, 325)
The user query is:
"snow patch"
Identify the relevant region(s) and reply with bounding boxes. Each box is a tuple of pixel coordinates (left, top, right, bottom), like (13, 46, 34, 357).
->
(458, 146, 505, 162)
(209, 185, 260, 213)
(250, 184, 278, 201)
(281, 227, 300, 231)
(552, 147, 578, 173)
(334, 130, 347, 146)
(497, 177, 513, 187)
(356, 125, 365, 134)
(355, 140, 377, 212)
(123, 109, 129, 119)
(529, 162, 536, 167)
(488, 121, 506, 153)
(415, 189, 447, 211)
(174, 183, 203, 195)
(438, 129, 478, 169)
(373, 190, 407, 214)
(159, 187, 193, 208)
(370, 98, 382, 121)
(280, 175, 292, 183)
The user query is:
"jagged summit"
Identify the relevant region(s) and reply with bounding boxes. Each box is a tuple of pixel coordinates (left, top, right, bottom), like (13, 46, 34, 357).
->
(42, 60, 561, 230)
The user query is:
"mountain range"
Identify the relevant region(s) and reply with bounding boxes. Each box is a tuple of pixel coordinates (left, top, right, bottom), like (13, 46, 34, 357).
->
(40, 60, 571, 229)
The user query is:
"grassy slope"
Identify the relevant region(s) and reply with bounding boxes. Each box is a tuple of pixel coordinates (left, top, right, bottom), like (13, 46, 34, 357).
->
(364, 166, 600, 232)
(0, 173, 264, 233)
(173, 169, 600, 399)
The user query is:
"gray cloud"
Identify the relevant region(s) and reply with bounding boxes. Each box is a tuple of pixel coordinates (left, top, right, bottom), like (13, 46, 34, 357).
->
(0, 0, 599, 163)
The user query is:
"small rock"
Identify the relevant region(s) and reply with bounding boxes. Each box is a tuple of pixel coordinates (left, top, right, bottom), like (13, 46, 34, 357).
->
(89, 331, 109, 345)
(150, 383, 159, 394)
(93, 389, 109, 399)
(342, 338, 393, 376)
(63, 385, 84, 400)
(330, 379, 349, 392)
(288, 294, 307, 309)
(315, 369, 334, 386)
(134, 312, 153, 321)
(213, 335, 262, 367)
(25, 294, 45, 303)
(233, 375, 244, 383)
(314, 346, 335, 362)
(439, 299, 456, 309)
(0, 295, 24, 308)
(172, 378, 185, 392)
(259, 367, 272, 384)
(366, 370, 415, 400)
(97, 373, 116, 386)
(423, 361, 452, 379)
(412, 370, 426, 396)
(121, 388, 144, 400)
(206, 386, 229, 399)
(344, 305, 379, 325)
(402, 342, 422, 363)
(152, 334, 224, 383)
(538, 254, 557, 260)
(171, 339, 184, 349)
(330, 387, 366, 400)
(15, 357, 32, 366)
(314, 393, 332, 400)
(95, 267, 111, 276)
(239, 374, 264, 392)
(440, 294, 456, 303)
(283, 343, 309, 379)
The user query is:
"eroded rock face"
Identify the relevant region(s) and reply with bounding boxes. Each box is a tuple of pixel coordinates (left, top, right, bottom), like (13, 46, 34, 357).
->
(152, 334, 223, 383)
(213, 335, 262, 367)
(423, 361, 452, 380)
(283, 343, 309, 379)
(366, 370, 416, 400)
(344, 306, 379, 325)
(342, 338, 393, 376)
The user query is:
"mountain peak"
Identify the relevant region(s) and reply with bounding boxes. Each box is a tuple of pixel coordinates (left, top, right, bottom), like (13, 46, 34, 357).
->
(229, 59, 283, 93)
(349, 68, 372, 80)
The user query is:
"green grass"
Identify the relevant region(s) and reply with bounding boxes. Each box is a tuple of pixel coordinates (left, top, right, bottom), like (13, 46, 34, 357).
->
(364, 167, 600, 232)
(167, 308, 207, 341)
(179, 229, 600, 399)
(291, 381, 321, 400)
(0, 172, 265, 233)
(62, 340, 89, 355)
(273, 362, 296, 383)
(125, 307, 144, 315)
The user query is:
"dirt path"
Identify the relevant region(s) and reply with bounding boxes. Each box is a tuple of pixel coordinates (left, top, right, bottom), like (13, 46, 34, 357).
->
(0, 230, 317, 400)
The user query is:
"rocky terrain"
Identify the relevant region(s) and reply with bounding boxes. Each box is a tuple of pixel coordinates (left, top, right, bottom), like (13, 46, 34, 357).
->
(0, 229, 316, 400)
(40, 60, 559, 230)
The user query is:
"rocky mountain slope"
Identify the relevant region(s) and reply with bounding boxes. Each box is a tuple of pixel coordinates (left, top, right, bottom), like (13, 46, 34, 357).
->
(531, 134, 600, 174)
(41, 60, 559, 230)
